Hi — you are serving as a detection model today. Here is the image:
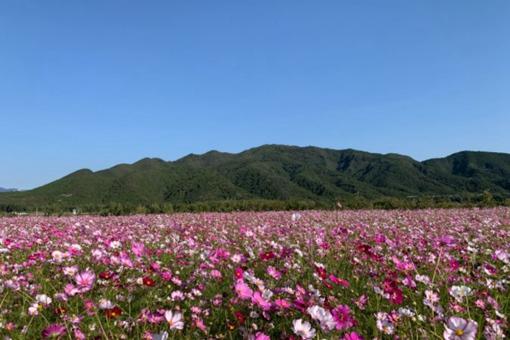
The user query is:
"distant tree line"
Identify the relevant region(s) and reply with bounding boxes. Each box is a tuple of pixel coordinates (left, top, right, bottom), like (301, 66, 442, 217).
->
(0, 191, 509, 216)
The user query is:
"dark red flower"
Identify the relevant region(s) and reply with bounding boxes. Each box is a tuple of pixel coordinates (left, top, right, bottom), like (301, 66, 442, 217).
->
(259, 251, 276, 261)
(234, 311, 245, 324)
(105, 306, 122, 318)
(315, 266, 327, 279)
(99, 271, 113, 280)
(143, 276, 155, 287)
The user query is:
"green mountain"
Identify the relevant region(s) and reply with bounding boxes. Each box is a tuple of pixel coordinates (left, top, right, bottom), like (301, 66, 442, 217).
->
(1, 145, 509, 208)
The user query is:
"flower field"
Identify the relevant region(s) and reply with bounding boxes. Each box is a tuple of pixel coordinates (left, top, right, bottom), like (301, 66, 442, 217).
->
(0, 208, 508, 339)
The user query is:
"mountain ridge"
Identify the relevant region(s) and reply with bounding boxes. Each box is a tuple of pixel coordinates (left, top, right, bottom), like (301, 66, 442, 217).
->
(0, 187, 17, 193)
(1, 144, 509, 209)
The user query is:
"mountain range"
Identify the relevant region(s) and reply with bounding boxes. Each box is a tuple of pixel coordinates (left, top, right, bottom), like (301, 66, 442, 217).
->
(1, 145, 509, 208)
(0, 187, 17, 193)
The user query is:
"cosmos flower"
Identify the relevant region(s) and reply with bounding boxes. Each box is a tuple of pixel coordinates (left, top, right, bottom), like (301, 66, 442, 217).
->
(343, 332, 364, 340)
(28, 303, 40, 316)
(252, 291, 272, 311)
(450, 286, 472, 303)
(131, 242, 146, 257)
(267, 266, 282, 280)
(75, 270, 96, 292)
(105, 306, 122, 318)
(443, 317, 477, 340)
(307, 305, 336, 331)
(42, 324, 66, 338)
(332, 304, 355, 330)
(164, 310, 184, 330)
(376, 312, 395, 335)
(292, 319, 316, 339)
(235, 281, 253, 300)
(36, 294, 52, 306)
(98, 298, 114, 310)
(51, 250, 67, 263)
(250, 332, 270, 340)
(143, 276, 156, 287)
(151, 331, 169, 340)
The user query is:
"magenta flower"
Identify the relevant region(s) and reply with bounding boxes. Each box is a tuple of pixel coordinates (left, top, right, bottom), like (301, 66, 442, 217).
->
(332, 304, 355, 330)
(343, 332, 364, 340)
(275, 298, 291, 309)
(42, 323, 66, 338)
(252, 291, 272, 311)
(254, 332, 270, 340)
(235, 281, 253, 300)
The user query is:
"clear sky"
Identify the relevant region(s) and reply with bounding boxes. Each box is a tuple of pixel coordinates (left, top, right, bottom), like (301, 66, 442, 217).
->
(1, 1, 509, 189)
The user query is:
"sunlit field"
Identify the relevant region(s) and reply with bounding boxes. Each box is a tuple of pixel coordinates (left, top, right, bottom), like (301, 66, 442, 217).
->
(0, 208, 508, 339)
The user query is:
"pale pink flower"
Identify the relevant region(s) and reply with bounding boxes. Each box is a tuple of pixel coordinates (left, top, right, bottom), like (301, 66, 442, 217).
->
(443, 317, 477, 340)
(164, 310, 184, 330)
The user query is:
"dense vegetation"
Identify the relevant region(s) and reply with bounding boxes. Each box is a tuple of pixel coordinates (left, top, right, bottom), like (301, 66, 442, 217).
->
(1, 145, 509, 214)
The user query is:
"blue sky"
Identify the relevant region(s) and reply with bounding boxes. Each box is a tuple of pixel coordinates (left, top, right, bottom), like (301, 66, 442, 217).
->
(1, 1, 509, 189)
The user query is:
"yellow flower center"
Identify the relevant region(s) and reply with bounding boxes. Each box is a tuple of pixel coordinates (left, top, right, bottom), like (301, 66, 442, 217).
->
(455, 329, 464, 336)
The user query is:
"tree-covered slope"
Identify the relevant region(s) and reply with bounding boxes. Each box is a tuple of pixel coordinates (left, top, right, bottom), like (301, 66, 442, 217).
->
(1, 145, 509, 208)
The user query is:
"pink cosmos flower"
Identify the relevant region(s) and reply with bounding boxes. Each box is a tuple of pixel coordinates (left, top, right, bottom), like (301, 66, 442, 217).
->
(254, 332, 270, 340)
(42, 323, 66, 338)
(235, 281, 253, 300)
(274, 298, 291, 309)
(332, 304, 355, 330)
(84, 299, 96, 315)
(64, 283, 79, 296)
(131, 242, 145, 257)
(443, 317, 477, 340)
(210, 269, 222, 279)
(355, 295, 368, 310)
(194, 317, 207, 332)
(75, 270, 96, 292)
(329, 274, 349, 287)
(73, 329, 86, 340)
(160, 271, 172, 281)
(343, 332, 364, 340)
(267, 266, 282, 280)
(252, 291, 271, 311)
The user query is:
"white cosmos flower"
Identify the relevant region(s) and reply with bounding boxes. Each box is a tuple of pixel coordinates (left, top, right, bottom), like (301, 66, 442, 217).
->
(28, 303, 39, 316)
(443, 316, 477, 340)
(98, 298, 114, 310)
(35, 294, 52, 306)
(450, 285, 472, 303)
(306, 305, 336, 331)
(109, 240, 122, 249)
(292, 319, 316, 339)
(51, 250, 66, 263)
(164, 310, 184, 330)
